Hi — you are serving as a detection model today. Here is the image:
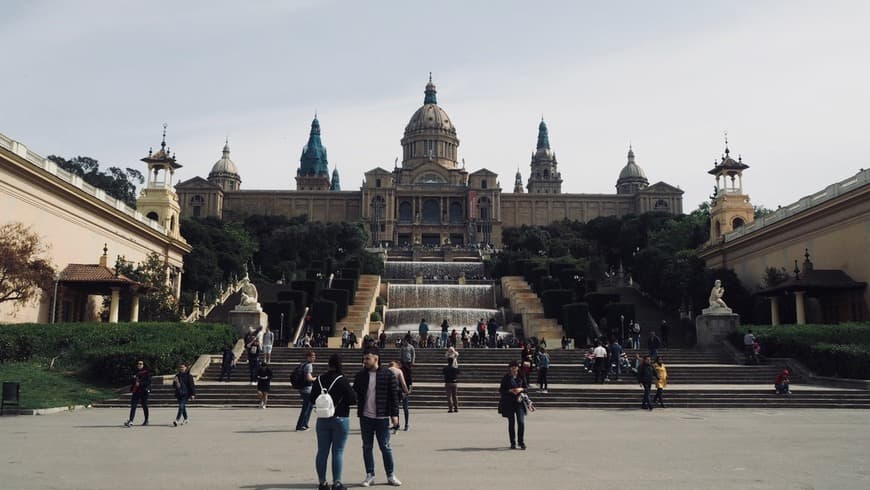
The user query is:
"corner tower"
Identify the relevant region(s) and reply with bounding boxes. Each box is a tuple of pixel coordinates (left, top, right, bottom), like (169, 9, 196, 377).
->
(296, 116, 331, 191)
(707, 138, 754, 244)
(526, 118, 562, 194)
(400, 74, 460, 169)
(138, 124, 182, 239)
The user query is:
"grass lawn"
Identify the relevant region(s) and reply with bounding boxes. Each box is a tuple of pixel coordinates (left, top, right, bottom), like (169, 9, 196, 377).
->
(0, 362, 117, 410)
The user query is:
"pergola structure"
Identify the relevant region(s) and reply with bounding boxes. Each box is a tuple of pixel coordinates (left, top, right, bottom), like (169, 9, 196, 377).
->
(756, 251, 867, 325)
(54, 255, 150, 323)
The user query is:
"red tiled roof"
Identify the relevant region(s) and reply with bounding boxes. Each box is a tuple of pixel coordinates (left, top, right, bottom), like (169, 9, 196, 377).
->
(60, 264, 138, 284)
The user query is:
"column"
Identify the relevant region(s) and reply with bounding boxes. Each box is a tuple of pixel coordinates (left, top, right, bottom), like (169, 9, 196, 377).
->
(109, 287, 120, 323)
(794, 291, 806, 325)
(130, 294, 140, 323)
(770, 297, 780, 326)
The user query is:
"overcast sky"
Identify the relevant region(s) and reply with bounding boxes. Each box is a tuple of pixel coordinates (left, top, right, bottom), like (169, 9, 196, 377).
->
(2, 0, 868, 212)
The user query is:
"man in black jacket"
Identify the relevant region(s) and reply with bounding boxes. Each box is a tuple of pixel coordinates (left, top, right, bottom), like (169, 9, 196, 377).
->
(637, 355, 659, 411)
(172, 362, 196, 426)
(353, 348, 402, 487)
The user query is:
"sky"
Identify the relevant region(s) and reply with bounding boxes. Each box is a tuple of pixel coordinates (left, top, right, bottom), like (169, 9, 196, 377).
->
(2, 0, 869, 212)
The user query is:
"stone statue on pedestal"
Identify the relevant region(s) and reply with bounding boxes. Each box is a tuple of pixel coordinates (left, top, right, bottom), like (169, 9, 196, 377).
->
(235, 273, 262, 312)
(704, 279, 732, 314)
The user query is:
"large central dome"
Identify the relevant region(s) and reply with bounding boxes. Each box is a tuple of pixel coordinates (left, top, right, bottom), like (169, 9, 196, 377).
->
(400, 75, 460, 169)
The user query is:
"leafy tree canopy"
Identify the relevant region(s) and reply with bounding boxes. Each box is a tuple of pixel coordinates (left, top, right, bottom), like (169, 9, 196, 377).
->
(0, 222, 56, 307)
(48, 155, 144, 208)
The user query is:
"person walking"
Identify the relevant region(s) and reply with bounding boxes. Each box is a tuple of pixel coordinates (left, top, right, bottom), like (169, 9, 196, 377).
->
(311, 354, 357, 490)
(443, 358, 460, 412)
(172, 362, 196, 426)
(609, 337, 624, 381)
(262, 326, 275, 364)
(256, 361, 274, 409)
(295, 350, 317, 431)
(246, 335, 262, 385)
(648, 331, 662, 360)
(388, 361, 411, 431)
(219, 343, 236, 382)
(637, 355, 658, 411)
(537, 347, 550, 393)
(592, 341, 608, 384)
(124, 360, 151, 427)
(631, 321, 641, 350)
(353, 348, 402, 487)
(498, 360, 528, 449)
(653, 357, 667, 408)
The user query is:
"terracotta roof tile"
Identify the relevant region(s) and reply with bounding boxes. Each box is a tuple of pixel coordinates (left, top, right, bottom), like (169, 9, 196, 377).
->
(60, 264, 138, 284)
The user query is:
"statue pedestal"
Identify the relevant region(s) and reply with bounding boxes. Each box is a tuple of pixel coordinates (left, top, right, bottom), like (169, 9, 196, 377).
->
(695, 312, 740, 348)
(229, 309, 268, 337)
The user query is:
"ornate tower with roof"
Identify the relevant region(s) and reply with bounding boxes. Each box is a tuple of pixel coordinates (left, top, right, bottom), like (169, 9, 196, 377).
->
(513, 169, 524, 193)
(137, 124, 182, 239)
(526, 118, 562, 194)
(296, 116, 332, 191)
(400, 74, 460, 170)
(707, 136, 754, 244)
(616, 145, 649, 194)
(208, 139, 241, 191)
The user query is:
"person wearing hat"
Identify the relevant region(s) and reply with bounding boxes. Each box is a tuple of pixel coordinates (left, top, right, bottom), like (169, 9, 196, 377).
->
(498, 360, 528, 450)
(775, 369, 791, 395)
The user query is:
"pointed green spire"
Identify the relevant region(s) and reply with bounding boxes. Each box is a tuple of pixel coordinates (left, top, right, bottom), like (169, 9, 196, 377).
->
(299, 115, 329, 176)
(330, 168, 340, 191)
(424, 72, 437, 104)
(537, 118, 550, 150)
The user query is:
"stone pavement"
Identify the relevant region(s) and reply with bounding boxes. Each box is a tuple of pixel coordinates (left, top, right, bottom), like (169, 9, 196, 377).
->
(1, 407, 869, 489)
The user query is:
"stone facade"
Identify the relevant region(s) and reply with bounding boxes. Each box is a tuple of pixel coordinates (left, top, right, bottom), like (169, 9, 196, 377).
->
(176, 77, 684, 245)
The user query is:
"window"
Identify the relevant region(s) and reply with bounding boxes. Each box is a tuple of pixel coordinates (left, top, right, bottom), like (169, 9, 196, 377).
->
(654, 199, 669, 210)
(732, 217, 745, 229)
(449, 202, 463, 223)
(481, 179, 488, 189)
(422, 199, 440, 224)
(399, 201, 412, 223)
(376, 178, 382, 188)
(146, 211, 159, 221)
(192, 206, 201, 218)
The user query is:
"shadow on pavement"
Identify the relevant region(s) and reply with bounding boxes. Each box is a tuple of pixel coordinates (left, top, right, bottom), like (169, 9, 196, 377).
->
(436, 446, 511, 452)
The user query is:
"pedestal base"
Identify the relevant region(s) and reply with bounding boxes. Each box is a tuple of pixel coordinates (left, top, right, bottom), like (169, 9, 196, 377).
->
(695, 312, 740, 348)
(229, 310, 268, 337)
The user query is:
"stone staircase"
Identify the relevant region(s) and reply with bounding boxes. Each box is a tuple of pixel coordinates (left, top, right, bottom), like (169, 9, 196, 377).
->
(500, 276, 563, 340)
(97, 346, 870, 410)
(334, 274, 380, 340)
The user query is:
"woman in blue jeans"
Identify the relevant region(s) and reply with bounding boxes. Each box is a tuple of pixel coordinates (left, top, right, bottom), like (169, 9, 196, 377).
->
(498, 360, 528, 450)
(310, 353, 357, 490)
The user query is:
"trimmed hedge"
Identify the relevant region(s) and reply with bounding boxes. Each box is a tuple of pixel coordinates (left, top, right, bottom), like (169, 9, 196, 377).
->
(541, 289, 574, 319)
(734, 323, 870, 379)
(0, 322, 237, 384)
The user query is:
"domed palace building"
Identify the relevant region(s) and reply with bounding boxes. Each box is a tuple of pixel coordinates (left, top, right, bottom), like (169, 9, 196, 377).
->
(176, 77, 684, 246)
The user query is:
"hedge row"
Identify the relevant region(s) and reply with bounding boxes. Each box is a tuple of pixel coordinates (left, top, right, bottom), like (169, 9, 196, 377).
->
(735, 323, 870, 379)
(0, 322, 237, 384)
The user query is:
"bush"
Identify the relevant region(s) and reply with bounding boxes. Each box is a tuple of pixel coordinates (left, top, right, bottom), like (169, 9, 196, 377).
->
(734, 323, 870, 379)
(370, 311, 382, 322)
(0, 322, 237, 384)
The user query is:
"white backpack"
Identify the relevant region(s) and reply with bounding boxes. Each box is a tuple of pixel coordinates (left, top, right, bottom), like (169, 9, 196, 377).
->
(314, 375, 342, 418)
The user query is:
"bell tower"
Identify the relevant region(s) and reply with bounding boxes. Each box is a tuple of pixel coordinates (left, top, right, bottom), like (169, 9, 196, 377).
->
(707, 135, 754, 245)
(137, 124, 183, 239)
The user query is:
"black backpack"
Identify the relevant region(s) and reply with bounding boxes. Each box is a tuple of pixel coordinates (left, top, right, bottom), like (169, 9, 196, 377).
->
(290, 361, 311, 389)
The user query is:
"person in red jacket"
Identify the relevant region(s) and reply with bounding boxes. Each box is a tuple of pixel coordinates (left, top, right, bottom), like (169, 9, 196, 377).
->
(775, 369, 791, 395)
(124, 360, 151, 427)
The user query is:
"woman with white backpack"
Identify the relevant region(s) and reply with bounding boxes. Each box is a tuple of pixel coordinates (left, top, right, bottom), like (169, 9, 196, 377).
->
(310, 353, 357, 490)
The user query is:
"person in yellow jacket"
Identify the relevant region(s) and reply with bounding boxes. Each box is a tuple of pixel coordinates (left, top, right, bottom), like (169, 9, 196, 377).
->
(653, 357, 668, 408)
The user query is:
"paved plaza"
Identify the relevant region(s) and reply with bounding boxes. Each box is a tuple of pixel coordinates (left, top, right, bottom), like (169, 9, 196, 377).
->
(1, 407, 869, 489)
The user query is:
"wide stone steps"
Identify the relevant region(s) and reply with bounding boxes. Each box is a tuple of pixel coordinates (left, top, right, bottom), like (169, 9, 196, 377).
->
(97, 385, 870, 409)
(200, 363, 798, 385)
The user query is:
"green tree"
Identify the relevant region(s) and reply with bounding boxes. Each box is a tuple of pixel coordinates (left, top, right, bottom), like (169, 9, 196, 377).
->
(114, 252, 180, 321)
(48, 155, 144, 208)
(0, 222, 56, 307)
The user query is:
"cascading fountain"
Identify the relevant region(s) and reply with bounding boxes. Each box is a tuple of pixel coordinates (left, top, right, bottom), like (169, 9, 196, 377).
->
(383, 262, 497, 334)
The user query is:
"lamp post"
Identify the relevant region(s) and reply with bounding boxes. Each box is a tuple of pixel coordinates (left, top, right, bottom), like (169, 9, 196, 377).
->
(50, 273, 61, 323)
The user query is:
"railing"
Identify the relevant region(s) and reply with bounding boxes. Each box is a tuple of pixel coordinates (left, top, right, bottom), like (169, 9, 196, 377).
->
(0, 130, 167, 234)
(182, 278, 243, 323)
(291, 306, 310, 347)
(724, 168, 870, 242)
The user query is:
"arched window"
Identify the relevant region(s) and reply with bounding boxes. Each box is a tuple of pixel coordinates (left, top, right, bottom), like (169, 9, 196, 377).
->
(732, 217, 745, 229)
(146, 211, 159, 221)
(399, 201, 412, 223)
(714, 220, 721, 238)
(422, 199, 440, 224)
(654, 199, 669, 210)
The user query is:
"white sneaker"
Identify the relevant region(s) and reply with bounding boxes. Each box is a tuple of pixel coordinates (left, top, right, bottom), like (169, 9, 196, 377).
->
(182, 419, 189, 425)
(387, 475, 402, 486)
(361, 474, 376, 487)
